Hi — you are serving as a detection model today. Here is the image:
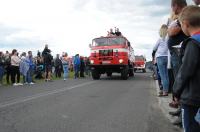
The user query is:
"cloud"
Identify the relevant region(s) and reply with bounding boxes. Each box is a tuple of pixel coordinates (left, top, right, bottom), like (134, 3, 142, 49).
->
(140, 0, 170, 6)
(0, 0, 194, 60)
(0, 24, 43, 53)
(0, 24, 22, 39)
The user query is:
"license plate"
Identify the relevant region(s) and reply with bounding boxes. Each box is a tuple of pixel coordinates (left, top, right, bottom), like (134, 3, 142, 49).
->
(102, 61, 111, 64)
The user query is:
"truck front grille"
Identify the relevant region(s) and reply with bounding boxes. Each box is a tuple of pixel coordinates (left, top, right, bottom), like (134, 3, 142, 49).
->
(99, 49, 113, 57)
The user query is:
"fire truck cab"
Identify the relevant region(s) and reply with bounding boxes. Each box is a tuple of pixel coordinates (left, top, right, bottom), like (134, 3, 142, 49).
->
(89, 36, 135, 80)
(134, 55, 146, 73)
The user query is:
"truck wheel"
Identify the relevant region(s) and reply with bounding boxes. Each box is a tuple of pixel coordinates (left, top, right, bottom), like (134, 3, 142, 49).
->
(121, 67, 129, 80)
(106, 72, 112, 77)
(142, 69, 146, 73)
(92, 69, 100, 80)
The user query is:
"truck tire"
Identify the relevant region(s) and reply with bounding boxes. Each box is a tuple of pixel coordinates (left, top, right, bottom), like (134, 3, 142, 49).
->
(106, 72, 112, 77)
(92, 69, 100, 80)
(121, 66, 129, 80)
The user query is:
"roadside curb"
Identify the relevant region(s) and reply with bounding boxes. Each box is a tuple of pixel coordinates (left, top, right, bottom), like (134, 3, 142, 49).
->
(153, 80, 182, 131)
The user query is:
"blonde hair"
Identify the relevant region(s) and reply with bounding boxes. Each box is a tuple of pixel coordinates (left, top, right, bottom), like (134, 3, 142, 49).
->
(171, 12, 178, 20)
(159, 24, 168, 39)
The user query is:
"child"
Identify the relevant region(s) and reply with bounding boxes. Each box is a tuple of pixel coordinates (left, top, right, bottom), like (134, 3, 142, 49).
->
(19, 52, 28, 84)
(173, 6, 200, 132)
(61, 53, 69, 81)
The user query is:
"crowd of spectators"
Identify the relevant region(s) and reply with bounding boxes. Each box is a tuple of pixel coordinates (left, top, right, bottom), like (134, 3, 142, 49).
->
(0, 44, 91, 86)
(152, 0, 200, 131)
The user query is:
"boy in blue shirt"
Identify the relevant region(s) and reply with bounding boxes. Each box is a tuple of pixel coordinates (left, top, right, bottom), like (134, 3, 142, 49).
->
(73, 54, 80, 79)
(173, 5, 200, 132)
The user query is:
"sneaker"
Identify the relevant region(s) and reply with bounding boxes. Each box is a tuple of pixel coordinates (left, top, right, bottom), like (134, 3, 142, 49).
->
(172, 116, 182, 127)
(13, 83, 18, 86)
(46, 79, 51, 82)
(158, 92, 168, 97)
(29, 82, 35, 85)
(24, 82, 29, 85)
(17, 83, 23, 86)
(169, 109, 181, 117)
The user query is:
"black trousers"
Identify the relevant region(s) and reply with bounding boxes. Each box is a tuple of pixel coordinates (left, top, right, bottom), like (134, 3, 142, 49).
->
(10, 65, 20, 84)
(168, 69, 174, 93)
(80, 68, 85, 77)
(55, 67, 62, 78)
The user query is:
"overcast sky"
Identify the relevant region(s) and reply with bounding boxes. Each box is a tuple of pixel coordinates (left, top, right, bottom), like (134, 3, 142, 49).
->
(0, 0, 194, 60)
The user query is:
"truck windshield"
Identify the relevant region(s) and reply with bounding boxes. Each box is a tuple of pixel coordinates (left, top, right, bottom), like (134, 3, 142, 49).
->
(93, 37, 126, 46)
(135, 56, 146, 61)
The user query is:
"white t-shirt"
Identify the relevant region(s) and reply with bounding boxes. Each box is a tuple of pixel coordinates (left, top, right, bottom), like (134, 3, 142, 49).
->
(11, 55, 21, 66)
(154, 37, 169, 58)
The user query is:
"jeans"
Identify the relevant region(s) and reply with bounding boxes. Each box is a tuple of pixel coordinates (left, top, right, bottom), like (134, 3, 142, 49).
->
(74, 65, 80, 79)
(182, 105, 200, 132)
(156, 65, 163, 91)
(171, 53, 181, 78)
(156, 56, 169, 93)
(0, 66, 4, 84)
(63, 65, 68, 79)
(26, 69, 33, 83)
(153, 64, 159, 80)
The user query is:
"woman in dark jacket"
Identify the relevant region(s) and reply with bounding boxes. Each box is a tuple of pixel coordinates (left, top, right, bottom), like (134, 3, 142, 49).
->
(54, 54, 62, 78)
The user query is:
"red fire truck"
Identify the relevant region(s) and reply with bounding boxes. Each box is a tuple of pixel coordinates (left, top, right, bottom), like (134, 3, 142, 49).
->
(89, 36, 135, 80)
(134, 55, 146, 73)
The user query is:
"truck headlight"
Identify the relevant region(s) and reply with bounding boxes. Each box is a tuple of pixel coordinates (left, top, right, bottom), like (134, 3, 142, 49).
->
(119, 59, 123, 64)
(90, 60, 94, 64)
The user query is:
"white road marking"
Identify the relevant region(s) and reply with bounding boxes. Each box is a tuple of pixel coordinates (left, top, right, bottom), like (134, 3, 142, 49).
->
(61, 115, 69, 119)
(0, 81, 95, 109)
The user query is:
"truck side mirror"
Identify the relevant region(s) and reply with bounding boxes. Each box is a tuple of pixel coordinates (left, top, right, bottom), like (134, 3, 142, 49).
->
(128, 42, 130, 47)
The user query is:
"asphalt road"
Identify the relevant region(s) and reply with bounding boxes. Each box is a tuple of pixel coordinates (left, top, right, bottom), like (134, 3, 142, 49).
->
(0, 72, 179, 132)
